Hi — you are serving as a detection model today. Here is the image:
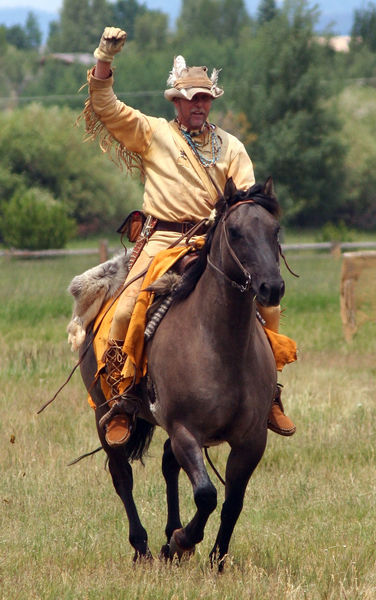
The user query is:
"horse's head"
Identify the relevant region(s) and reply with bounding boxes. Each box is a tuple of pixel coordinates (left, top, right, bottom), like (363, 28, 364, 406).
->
(209, 177, 285, 306)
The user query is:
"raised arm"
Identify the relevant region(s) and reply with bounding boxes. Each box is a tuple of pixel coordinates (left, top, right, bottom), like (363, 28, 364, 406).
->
(85, 25, 153, 157)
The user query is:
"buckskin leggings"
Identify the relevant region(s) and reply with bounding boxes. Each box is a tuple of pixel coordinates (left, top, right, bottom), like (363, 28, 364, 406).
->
(109, 230, 187, 341)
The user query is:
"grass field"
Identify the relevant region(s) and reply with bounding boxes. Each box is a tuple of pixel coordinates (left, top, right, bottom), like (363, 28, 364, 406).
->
(1, 250, 376, 599)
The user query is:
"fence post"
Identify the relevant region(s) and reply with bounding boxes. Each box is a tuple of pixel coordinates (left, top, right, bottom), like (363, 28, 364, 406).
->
(99, 239, 109, 263)
(330, 241, 341, 258)
(340, 251, 376, 341)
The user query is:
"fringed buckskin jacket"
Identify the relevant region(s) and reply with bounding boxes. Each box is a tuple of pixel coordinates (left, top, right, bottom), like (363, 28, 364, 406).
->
(84, 68, 255, 223)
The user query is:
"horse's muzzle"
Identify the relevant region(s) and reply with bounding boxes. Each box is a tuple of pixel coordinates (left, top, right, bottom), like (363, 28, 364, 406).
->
(257, 278, 285, 306)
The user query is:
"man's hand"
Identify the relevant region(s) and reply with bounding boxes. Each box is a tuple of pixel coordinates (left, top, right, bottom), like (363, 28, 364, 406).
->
(94, 27, 127, 63)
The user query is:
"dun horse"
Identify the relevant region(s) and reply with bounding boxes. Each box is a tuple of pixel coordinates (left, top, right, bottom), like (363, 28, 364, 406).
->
(80, 177, 286, 569)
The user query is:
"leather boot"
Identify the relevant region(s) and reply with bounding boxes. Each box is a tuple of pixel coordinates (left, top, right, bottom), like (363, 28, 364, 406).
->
(267, 384, 296, 436)
(100, 339, 132, 447)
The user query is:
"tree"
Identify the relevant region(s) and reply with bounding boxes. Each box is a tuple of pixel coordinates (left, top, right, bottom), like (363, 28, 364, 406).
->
(0, 44, 39, 107)
(351, 2, 376, 52)
(177, 0, 221, 40)
(3, 12, 42, 50)
(220, 0, 251, 39)
(113, 44, 174, 119)
(47, 0, 111, 52)
(177, 0, 250, 43)
(134, 11, 168, 51)
(25, 12, 42, 49)
(5, 25, 29, 50)
(110, 0, 147, 40)
(232, 0, 346, 226)
(0, 104, 142, 233)
(257, 0, 279, 25)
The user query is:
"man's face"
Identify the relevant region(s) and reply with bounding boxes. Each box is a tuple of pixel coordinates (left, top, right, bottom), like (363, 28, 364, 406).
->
(174, 93, 213, 131)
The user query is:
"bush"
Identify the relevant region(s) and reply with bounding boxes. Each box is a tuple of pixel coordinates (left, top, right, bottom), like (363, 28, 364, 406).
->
(316, 220, 355, 243)
(1, 187, 76, 250)
(0, 104, 143, 235)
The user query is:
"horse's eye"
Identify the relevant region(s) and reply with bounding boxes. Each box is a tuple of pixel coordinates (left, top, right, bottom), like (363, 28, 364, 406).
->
(228, 226, 241, 241)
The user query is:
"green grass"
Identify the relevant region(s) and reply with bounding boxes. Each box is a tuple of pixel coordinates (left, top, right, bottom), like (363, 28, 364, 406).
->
(1, 251, 376, 599)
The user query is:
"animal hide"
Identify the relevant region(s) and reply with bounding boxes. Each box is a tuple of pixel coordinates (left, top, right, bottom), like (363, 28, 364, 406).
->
(67, 252, 130, 351)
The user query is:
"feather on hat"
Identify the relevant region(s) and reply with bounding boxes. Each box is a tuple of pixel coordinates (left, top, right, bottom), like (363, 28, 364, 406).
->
(164, 55, 224, 101)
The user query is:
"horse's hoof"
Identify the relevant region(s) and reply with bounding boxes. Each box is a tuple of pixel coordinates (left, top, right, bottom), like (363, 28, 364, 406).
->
(169, 529, 195, 561)
(209, 548, 227, 572)
(159, 543, 171, 561)
(133, 548, 153, 563)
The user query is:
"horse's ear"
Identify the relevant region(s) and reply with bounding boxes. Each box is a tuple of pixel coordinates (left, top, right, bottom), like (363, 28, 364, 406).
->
(224, 177, 238, 204)
(263, 176, 275, 198)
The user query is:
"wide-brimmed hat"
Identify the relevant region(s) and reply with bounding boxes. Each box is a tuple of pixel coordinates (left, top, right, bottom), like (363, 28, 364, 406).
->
(164, 55, 224, 101)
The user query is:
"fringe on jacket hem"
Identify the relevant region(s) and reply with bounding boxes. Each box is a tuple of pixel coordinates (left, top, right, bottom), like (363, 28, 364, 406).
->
(77, 80, 145, 180)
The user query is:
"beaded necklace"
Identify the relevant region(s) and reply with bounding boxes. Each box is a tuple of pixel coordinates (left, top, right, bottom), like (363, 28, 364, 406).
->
(179, 122, 221, 168)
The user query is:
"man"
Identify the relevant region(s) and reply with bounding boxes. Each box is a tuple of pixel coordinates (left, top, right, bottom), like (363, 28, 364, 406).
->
(85, 27, 296, 446)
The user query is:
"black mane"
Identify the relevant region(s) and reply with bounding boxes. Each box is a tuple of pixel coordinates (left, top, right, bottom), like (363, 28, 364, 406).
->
(244, 182, 280, 219)
(173, 180, 280, 302)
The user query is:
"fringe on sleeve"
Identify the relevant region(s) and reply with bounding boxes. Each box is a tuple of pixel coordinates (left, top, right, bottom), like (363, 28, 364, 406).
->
(77, 78, 145, 180)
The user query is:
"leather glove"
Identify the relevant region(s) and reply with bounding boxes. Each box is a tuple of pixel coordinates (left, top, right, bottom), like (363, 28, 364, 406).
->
(94, 27, 127, 62)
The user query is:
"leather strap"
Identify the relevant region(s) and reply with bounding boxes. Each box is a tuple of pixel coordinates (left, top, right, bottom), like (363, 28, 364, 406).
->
(155, 220, 197, 234)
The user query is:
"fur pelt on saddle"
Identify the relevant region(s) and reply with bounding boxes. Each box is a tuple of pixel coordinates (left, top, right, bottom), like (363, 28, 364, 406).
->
(67, 252, 130, 351)
(66, 250, 183, 351)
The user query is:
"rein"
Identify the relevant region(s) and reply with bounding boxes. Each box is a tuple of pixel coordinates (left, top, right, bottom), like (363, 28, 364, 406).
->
(207, 200, 256, 293)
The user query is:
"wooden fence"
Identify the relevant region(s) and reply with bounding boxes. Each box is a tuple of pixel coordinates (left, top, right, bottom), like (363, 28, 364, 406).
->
(1, 240, 376, 261)
(2, 239, 375, 341)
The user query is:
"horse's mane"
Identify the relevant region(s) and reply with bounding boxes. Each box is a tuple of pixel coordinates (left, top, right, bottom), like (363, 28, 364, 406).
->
(173, 181, 280, 302)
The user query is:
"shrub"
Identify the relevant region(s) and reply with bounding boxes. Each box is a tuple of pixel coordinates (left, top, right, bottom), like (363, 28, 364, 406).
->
(1, 187, 76, 250)
(0, 104, 143, 236)
(316, 220, 355, 243)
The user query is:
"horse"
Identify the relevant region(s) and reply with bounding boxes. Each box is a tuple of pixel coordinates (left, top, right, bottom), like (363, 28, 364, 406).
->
(79, 176, 285, 569)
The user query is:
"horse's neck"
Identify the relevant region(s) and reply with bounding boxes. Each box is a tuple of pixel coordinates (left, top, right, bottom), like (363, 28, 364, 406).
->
(194, 265, 257, 346)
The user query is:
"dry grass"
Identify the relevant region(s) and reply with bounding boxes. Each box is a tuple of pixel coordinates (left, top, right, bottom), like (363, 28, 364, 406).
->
(1, 252, 376, 599)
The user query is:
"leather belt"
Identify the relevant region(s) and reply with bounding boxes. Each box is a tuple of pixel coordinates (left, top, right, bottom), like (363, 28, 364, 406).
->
(155, 220, 198, 234)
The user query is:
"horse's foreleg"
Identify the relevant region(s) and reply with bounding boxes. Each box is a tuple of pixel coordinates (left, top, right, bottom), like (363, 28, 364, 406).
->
(209, 438, 266, 570)
(160, 438, 182, 559)
(107, 447, 153, 562)
(169, 425, 217, 558)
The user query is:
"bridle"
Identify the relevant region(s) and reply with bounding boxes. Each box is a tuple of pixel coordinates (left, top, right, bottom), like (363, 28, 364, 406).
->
(206, 199, 260, 294)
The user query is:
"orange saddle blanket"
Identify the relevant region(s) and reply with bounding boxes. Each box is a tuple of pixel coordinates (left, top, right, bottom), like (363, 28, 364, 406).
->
(89, 244, 297, 408)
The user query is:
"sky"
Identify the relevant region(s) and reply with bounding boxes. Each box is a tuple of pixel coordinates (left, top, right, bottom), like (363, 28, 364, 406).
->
(0, 0, 365, 34)
(0, 0, 364, 15)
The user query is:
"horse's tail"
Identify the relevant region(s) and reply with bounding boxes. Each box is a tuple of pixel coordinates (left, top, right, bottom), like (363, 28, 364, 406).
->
(126, 417, 155, 463)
